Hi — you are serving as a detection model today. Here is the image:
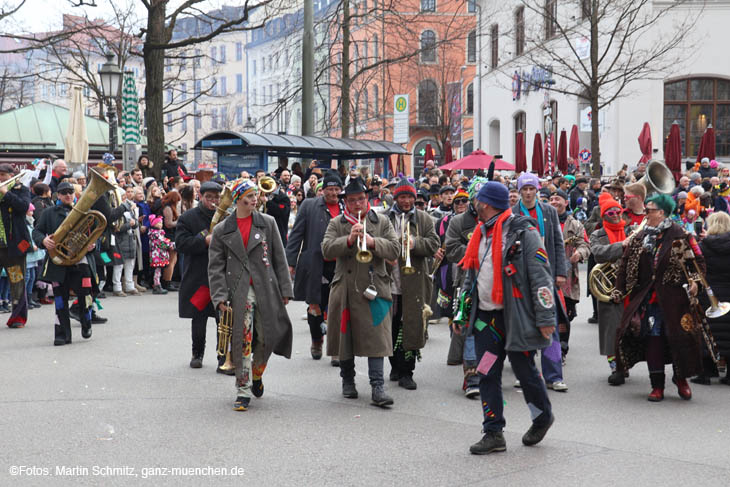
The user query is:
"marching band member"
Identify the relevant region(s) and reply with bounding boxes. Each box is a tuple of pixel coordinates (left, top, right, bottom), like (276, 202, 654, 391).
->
(550, 189, 590, 362)
(286, 172, 343, 362)
(0, 163, 32, 329)
(615, 194, 705, 402)
(444, 177, 488, 398)
(589, 192, 630, 385)
(457, 182, 556, 455)
(622, 183, 646, 226)
(386, 180, 440, 389)
(175, 181, 223, 370)
(208, 179, 293, 411)
(322, 177, 400, 407)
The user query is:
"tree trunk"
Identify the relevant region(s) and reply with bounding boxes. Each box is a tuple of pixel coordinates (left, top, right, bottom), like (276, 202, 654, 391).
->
(340, 0, 351, 139)
(144, 2, 167, 181)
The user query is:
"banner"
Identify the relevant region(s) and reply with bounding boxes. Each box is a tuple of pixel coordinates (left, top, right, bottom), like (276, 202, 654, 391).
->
(447, 82, 462, 148)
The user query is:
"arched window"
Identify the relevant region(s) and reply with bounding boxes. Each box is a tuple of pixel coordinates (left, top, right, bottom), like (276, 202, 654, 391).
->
(466, 83, 474, 115)
(420, 30, 437, 63)
(363, 89, 369, 119)
(418, 79, 438, 125)
(467, 30, 476, 63)
(664, 77, 730, 157)
(374, 84, 379, 117)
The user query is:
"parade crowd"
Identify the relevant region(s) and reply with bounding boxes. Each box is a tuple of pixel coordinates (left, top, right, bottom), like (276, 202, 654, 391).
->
(4, 150, 729, 455)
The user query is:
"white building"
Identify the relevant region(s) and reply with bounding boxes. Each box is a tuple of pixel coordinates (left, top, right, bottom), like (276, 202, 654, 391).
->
(475, 0, 730, 175)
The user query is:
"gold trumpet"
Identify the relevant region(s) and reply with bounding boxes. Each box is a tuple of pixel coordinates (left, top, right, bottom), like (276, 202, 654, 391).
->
(216, 301, 235, 374)
(356, 210, 373, 263)
(400, 213, 415, 275)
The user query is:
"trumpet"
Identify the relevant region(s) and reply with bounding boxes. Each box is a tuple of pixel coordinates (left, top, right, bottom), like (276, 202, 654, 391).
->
(356, 210, 373, 263)
(216, 301, 235, 375)
(401, 213, 415, 275)
(429, 242, 447, 279)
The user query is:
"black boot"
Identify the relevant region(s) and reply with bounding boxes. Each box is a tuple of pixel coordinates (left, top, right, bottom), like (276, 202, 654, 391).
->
(340, 359, 357, 398)
(470, 431, 506, 455)
(81, 321, 92, 339)
(54, 325, 68, 346)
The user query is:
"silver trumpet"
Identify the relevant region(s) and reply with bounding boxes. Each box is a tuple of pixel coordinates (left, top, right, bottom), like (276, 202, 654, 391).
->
(401, 213, 415, 275)
(356, 210, 373, 263)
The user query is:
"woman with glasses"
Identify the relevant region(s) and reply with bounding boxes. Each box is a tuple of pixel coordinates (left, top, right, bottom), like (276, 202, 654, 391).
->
(589, 192, 631, 385)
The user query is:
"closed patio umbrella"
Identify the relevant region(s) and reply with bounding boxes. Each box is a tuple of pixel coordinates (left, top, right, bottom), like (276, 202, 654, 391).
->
(515, 131, 527, 173)
(532, 133, 544, 176)
(665, 122, 682, 182)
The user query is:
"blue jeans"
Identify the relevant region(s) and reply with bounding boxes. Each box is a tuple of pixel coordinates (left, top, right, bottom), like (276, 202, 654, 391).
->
(25, 265, 36, 301)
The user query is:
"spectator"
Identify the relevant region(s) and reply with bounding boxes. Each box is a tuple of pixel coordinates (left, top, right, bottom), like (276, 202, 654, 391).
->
(148, 216, 171, 295)
(180, 184, 196, 212)
(134, 186, 152, 288)
(131, 168, 144, 187)
(160, 191, 181, 291)
(112, 187, 141, 297)
(147, 184, 163, 215)
(137, 155, 155, 178)
(24, 204, 44, 309)
(161, 149, 188, 180)
(31, 183, 53, 220)
(49, 159, 68, 193)
(72, 171, 87, 188)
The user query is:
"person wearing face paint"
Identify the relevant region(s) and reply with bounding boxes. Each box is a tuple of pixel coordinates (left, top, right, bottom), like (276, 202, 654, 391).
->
(457, 182, 556, 455)
(385, 179, 440, 390)
(208, 179, 293, 411)
(513, 172, 568, 392)
(286, 171, 344, 363)
(589, 192, 631, 385)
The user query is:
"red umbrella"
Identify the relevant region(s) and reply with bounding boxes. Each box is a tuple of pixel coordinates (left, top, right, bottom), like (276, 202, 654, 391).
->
(532, 133, 544, 176)
(557, 129, 568, 174)
(569, 124, 579, 162)
(696, 125, 716, 162)
(443, 140, 453, 165)
(515, 131, 527, 173)
(638, 122, 652, 164)
(439, 150, 515, 171)
(425, 143, 435, 163)
(665, 122, 682, 182)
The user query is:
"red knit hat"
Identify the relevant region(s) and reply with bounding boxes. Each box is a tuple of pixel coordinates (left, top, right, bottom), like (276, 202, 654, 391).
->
(599, 192, 621, 217)
(393, 179, 417, 198)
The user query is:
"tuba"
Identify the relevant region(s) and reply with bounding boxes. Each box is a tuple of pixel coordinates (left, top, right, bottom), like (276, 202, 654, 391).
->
(209, 184, 233, 233)
(637, 160, 676, 196)
(49, 169, 115, 266)
(216, 301, 235, 375)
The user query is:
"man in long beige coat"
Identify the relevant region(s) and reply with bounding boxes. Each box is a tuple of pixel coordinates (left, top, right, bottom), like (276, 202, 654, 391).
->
(322, 177, 400, 407)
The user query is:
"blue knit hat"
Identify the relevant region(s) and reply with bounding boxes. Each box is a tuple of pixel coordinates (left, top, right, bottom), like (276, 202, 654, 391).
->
(476, 181, 510, 210)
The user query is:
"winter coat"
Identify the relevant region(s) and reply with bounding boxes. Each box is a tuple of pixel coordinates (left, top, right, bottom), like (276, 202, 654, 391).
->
(161, 159, 189, 179)
(285, 196, 340, 304)
(31, 196, 53, 221)
(24, 220, 45, 267)
(589, 226, 626, 356)
(208, 211, 294, 369)
(462, 214, 555, 351)
(700, 231, 730, 359)
(265, 187, 291, 247)
(387, 208, 440, 350)
(615, 223, 704, 377)
(149, 228, 171, 268)
(512, 200, 567, 280)
(444, 205, 479, 288)
(113, 203, 138, 261)
(560, 214, 590, 301)
(0, 182, 31, 258)
(175, 205, 216, 319)
(322, 209, 400, 359)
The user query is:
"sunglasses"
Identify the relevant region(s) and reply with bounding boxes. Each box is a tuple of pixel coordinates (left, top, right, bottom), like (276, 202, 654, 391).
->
(415, 201, 426, 207)
(58, 190, 75, 196)
(603, 210, 620, 217)
(453, 198, 468, 205)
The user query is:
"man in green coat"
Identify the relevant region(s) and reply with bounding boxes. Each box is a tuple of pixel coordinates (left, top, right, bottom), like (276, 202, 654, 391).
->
(322, 177, 400, 407)
(386, 179, 440, 390)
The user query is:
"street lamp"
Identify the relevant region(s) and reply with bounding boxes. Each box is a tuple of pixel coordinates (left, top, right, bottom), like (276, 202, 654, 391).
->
(98, 52, 122, 154)
(244, 116, 256, 132)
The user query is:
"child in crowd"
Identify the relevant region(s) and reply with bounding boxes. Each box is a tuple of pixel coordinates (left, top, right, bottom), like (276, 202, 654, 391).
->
(148, 215, 171, 295)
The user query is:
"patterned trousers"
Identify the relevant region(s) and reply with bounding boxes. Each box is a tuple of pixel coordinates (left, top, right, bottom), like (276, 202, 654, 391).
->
(236, 287, 267, 397)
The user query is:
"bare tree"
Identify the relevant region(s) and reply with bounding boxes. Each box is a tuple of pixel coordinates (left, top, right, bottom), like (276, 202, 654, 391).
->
(509, 0, 700, 176)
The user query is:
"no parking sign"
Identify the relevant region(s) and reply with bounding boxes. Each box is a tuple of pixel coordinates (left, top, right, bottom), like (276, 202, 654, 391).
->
(579, 149, 591, 163)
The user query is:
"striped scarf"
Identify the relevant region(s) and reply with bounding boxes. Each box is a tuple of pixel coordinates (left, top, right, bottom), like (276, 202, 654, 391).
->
(343, 202, 371, 226)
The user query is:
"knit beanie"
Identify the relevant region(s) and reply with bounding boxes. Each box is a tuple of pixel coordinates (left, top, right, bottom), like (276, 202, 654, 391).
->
(393, 179, 417, 198)
(517, 172, 540, 191)
(476, 181, 510, 210)
(599, 192, 621, 217)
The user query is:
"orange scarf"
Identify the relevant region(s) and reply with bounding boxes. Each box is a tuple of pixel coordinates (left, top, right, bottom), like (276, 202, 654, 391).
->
(603, 220, 626, 244)
(458, 210, 511, 305)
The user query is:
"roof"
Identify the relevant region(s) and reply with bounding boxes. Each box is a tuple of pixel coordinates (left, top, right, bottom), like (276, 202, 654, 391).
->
(194, 131, 408, 160)
(0, 101, 175, 153)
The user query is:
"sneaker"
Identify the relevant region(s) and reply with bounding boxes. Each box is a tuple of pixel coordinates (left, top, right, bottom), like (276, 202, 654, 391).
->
(398, 376, 417, 390)
(125, 289, 140, 296)
(233, 396, 250, 411)
(522, 414, 555, 446)
(152, 286, 168, 295)
(690, 375, 711, 386)
(514, 380, 522, 388)
(371, 386, 394, 407)
(342, 381, 358, 399)
(310, 341, 323, 360)
(113, 291, 127, 297)
(587, 316, 598, 324)
(547, 381, 568, 392)
(91, 312, 108, 324)
(190, 356, 203, 368)
(252, 379, 264, 398)
(469, 431, 506, 455)
(465, 385, 480, 399)
(608, 371, 626, 386)
(135, 283, 147, 293)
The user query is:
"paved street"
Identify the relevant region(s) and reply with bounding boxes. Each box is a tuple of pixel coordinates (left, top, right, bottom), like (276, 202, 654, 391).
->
(1, 278, 729, 486)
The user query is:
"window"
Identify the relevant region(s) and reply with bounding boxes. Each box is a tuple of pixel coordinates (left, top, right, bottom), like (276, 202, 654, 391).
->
(354, 92, 360, 124)
(252, 60, 256, 75)
(194, 49, 201, 67)
(467, 0, 476, 13)
(418, 79, 438, 125)
(545, 0, 557, 39)
(166, 89, 173, 103)
(236, 106, 243, 125)
(166, 113, 172, 133)
(211, 46, 217, 65)
(664, 78, 730, 157)
(514, 111, 526, 139)
(363, 89, 369, 119)
(194, 80, 201, 97)
(374, 84, 379, 117)
(195, 111, 201, 130)
(211, 108, 218, 129)
(221, 106, 228, 129)
(220, 76, 227, 96)
(236, 42, 242, 61)
(236, 74, 243, 93)
(165, 57, 171, 72)
(463, 139, 473, 156)
(420, 30, 436, 63)
(252, 88, 257, 105)
(515, 7, 525, 56)
(581, 0, 591, 19)
(180, 83, 187, 101)
(211, 79, 218, 96)
(220, 45, 226, 64)
(490, 24, 498, 69)
(373, 35, 379, 61)
(421, 0, 435, 12)
(181, 112, 187, 132)
(467, 30, 476, 63)
(466, 83, 474, 115)
(261, 57, 265, 72)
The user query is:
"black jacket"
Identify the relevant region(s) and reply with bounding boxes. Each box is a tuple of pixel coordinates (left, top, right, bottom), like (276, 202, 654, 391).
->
(0, 183, 32, 257)
(161, 159, 189, 179)
(266, 187, 291, 246)
(33, 205, 74, 283)
(700, 232, 730, 359)
(175, 205, 216, 319)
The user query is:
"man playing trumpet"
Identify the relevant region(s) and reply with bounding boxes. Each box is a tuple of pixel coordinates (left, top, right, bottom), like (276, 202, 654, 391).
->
(385, 180, 440, 390)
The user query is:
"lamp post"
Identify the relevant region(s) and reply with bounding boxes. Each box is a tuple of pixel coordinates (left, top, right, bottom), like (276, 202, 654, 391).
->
(244, 116, 256, 132)
(98, 52, 122, 154)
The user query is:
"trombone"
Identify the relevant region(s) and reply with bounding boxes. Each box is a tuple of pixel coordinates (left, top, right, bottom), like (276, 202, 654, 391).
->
(356, 210, 373, 263)
(400, 213, 415, 274)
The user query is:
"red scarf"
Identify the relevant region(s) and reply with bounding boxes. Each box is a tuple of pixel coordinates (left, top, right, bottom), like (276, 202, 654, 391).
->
(458, 210, 511, 305)
(343, 202, 371, 226)
(603, 220, 626, 244)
